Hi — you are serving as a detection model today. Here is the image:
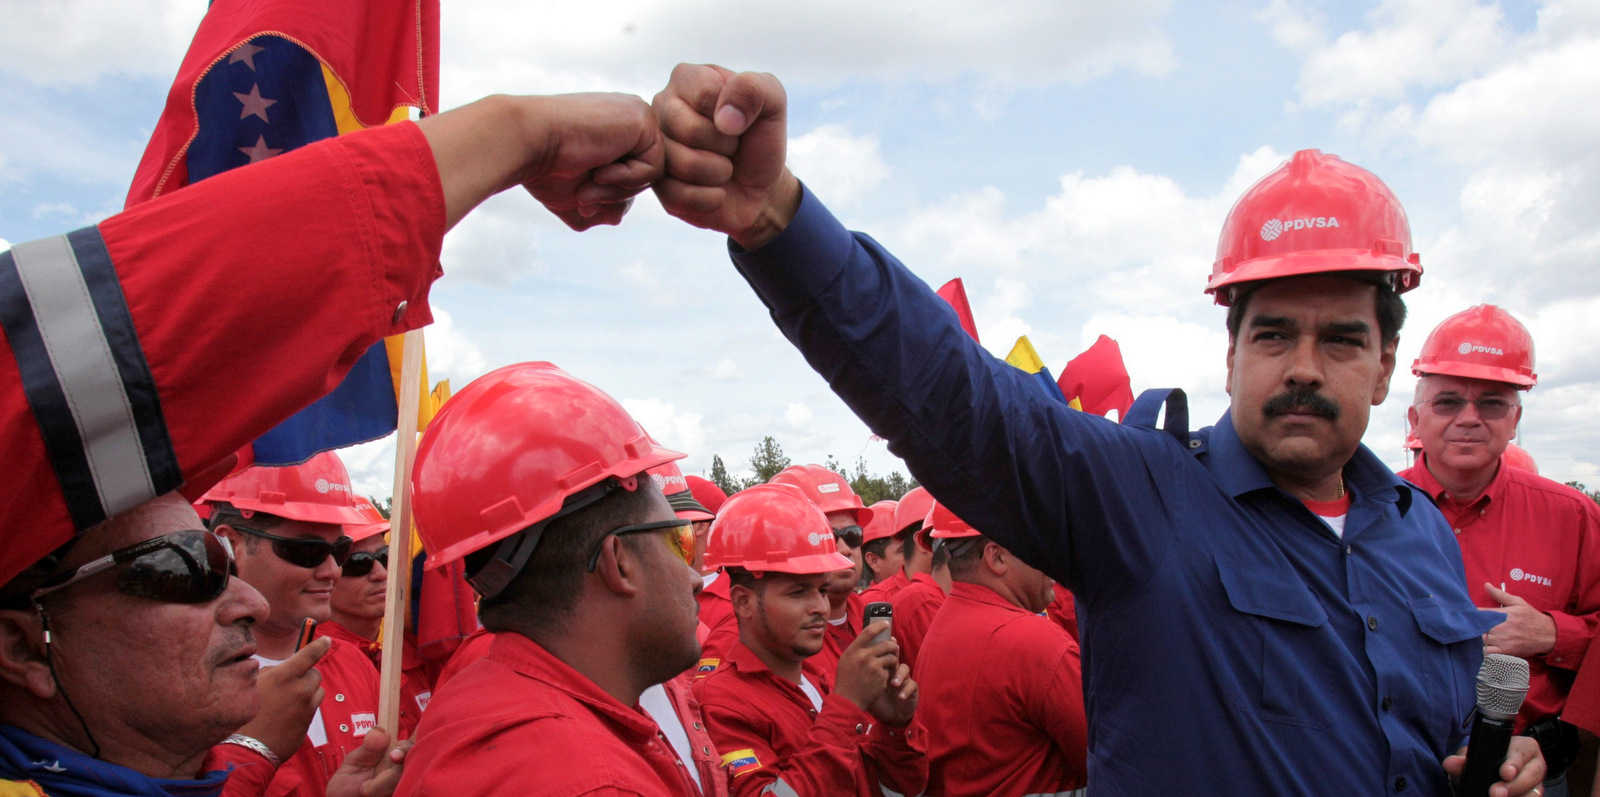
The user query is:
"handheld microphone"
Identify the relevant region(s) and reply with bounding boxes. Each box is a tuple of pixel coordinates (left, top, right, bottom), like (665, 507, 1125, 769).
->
(1459, 653, 1530, 797)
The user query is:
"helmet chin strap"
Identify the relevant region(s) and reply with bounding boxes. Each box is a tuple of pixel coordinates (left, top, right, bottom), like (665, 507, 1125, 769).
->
(469, 475, 641, 601)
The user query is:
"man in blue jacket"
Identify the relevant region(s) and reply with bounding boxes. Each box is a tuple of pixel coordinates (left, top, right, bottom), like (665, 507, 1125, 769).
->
(651, 63, 1546, 796)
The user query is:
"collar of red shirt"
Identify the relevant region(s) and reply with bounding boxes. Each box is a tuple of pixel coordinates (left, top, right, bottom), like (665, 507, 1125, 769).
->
(319, 619, 382, 663)
(1406, 453, 1508, 510)
(486, 631, 664, 744)
(726, 638, 832, 690)
(704, 571, 732, 600)
(907, 571, 940, 589)
(947, 580, 1032, 615)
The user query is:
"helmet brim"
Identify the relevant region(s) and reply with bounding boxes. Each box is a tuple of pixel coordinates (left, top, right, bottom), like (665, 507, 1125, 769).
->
(1206, 250, 1421, 306)
(1411, 361, 1536, 388)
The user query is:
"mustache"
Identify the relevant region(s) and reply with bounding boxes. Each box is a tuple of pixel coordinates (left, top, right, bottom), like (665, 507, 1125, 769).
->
(1262, 387, 1341, 420)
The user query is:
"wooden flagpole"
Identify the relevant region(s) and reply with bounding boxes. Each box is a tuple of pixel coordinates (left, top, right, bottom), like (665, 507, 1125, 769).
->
(377, 327, 425, 740)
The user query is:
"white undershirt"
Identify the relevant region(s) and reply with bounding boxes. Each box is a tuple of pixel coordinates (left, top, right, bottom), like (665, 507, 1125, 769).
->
(798, 674, 825, 712)
(1318, 513, 1348, 538)
(828, 616, 848, 627)
(255, 655, 327, 747)
(639, 684, 702, 790)
(702, 571, 719, 588)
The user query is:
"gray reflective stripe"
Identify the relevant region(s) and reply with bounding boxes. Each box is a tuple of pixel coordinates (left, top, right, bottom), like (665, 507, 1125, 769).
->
(761, 779, 801, 797)
(10, 235, 156, 516)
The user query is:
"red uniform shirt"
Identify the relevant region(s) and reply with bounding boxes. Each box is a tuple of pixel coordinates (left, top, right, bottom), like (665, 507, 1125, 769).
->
(0, 121, 443, 587)
(424, 630, 725, 797)
(316, 621, 434, 738)
(697, 573, 738, 675)
(395, 632, 697, 797)
(1400, 457, 1600, 729)
(1045, 583, 1079, 642)
(888, 572, 945, 672)
(816, 592, 866, 678)
(693, 640, 927, 797)
(915, 582, 1087, 797)
(263, 638, 382, 797)
(859, 570, 910, 605)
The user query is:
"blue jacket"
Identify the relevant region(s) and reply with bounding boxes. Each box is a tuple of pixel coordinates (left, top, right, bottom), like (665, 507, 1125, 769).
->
(728, 186, 1502, 795)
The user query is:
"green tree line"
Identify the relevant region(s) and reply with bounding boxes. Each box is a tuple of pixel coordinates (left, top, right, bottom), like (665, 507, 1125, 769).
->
(708, 435, 918, 504)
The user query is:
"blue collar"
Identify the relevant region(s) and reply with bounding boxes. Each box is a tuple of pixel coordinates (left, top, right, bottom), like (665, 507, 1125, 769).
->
(1205, 410, 1412, 515)
(0, 725, 228, 797)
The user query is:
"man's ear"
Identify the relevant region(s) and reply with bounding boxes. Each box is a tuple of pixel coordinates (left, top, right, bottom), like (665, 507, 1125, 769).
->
(0, 608, 57, 698)
(1372, 336, 1399, 406)
(730, 582, 758, 621)
(591, 537, 642, 599)
(1225, 337, 1238, 397)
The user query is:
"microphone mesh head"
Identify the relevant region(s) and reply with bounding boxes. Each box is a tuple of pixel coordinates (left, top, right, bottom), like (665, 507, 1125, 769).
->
(1475, 654, 1531, 720)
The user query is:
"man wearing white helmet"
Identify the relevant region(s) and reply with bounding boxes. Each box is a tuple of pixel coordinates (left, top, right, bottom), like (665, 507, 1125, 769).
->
(651, 64, 1544, 795)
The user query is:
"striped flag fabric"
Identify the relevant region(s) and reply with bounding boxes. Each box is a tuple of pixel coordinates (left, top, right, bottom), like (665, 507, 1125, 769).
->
(1004, 335, 1071, 406)
(126, 0, 439, 469)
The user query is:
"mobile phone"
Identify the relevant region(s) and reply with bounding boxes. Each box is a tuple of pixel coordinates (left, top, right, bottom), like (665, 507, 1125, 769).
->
(863, 602, 893, 646)
(293, 618, 317, 652)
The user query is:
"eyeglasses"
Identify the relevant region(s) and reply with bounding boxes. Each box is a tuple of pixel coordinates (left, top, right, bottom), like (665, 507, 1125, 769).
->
(31, 529, 235, 605)
(586, 519, 696, 572)
(341, 546, 389, 578)
(1418, 396, 1518, 421)
(836, 525, 863, 548)
(231, 524, 353, 569)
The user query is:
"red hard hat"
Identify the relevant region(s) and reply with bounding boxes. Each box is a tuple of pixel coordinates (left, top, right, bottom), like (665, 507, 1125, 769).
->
(201, 450, 368, 526)
(1207, 149, 1421, 306)
(650, 460, 715, 522)
(410, 362, 684, 568)
(893, 486, 935, 536)
(1503, 443, 1538, 475)
(703, 483, 854, 575)
(1411, 305, 1537, 388)
(768, 464, 873, 526)
(684, 475, 728, 515)
(925, 502, 982, 539)
(347, 495, 390, 543)
(861, 500, 900, 543)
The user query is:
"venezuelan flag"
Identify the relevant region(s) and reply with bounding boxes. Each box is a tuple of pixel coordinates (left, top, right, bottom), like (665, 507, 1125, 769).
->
(721, 749, 765, 778)
(1005, 336, 1072, 406)
(126, 0, 439, 467)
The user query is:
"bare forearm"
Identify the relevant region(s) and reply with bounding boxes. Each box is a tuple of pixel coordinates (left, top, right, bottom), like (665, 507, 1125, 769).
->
(416, 95, 547, 230)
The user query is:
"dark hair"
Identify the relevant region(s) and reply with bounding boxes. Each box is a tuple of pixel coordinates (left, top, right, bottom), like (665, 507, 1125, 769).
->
(944, 535, 990, 580)
(1226, 278, 1407, 344)
(470, 479, 658, 635)
(725, 566, 762, 592)
(897, 529, 920, 562)
(207, 503, 284, 552)
(861, 537, 893, 561)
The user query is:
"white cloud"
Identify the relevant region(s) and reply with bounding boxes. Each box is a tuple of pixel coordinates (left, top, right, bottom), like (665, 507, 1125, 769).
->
(1258, 0, 1326, 51)
(338, 436, 398, 506)
(788, 125, 890, 207)
(439, 190, 547, 286)
(424, 308, 490, 386)
(1291, 0, 1510, 108)
(0, 0, 205, 86)
(784, 401, 814, 429)
(624, 397, 709, 462)
(439, 0, 1174, 104)
(0, 238, 9, 253)
(705, 358, 743, 382)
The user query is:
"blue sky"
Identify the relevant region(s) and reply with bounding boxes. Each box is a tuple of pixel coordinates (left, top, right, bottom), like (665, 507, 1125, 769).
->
(2, 0, 1597, 499)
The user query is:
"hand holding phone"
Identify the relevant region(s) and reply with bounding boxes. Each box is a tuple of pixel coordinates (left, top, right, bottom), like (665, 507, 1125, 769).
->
(294, 618, 318, 653)
(864, 601, 893, 646)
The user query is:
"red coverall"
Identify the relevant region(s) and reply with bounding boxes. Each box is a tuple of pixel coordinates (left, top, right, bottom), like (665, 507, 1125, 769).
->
(1400, 456, 1600, 730)
(888, 573, 945, 671)
(1045, 583, 1079, 642)
(0, 121, 442, 588)
(412, 631, 724, 797)
(694, 640, 926, 797)
(915, 582, 1088, 797)
(815, 591, 866, 678)
(697, 574, 738, 673)
(316, 621, 435, 738)
(859, 570, 910, 605)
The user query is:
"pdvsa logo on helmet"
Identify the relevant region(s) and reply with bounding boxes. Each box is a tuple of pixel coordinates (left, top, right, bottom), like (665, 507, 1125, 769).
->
(807, 532, 822, 546)
(314, 478, 351, 496)
(1458, 342, 1505, 356)
(817, 483, 841, 494)
(1259, 216, 1341, 241)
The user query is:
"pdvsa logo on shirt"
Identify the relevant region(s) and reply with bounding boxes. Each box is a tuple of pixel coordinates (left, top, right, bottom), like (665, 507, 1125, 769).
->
(414, 692, 432, 712)
(1260, 216, 1340, 241)
(351, 713, 377, 737)
(1510, 568, 1552, 587)
(1457, 342, 1505, 356)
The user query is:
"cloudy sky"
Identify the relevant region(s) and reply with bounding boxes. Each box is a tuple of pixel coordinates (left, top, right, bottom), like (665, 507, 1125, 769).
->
(2, 0, 1597, 500)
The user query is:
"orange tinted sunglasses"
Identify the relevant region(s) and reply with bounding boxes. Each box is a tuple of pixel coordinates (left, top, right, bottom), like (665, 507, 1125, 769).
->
(586, 519, 696, 571)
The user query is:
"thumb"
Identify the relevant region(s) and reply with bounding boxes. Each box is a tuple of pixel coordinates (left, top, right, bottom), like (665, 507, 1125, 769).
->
(713, 71, 785, 137)
(274, 636, 331, 678)
(340, 726, 391, 773)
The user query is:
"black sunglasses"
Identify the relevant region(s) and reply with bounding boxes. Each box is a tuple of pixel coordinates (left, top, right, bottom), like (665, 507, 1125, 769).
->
(32, 529, 235, 605)
(231, 524, 353, 569)
(837, 525, 864, 548)
(342, 546, 390, 578)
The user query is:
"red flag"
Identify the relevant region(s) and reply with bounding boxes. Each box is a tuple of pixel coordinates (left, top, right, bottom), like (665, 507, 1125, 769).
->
(936, 278, 981, 344)
(1058, 335, 1135, 419)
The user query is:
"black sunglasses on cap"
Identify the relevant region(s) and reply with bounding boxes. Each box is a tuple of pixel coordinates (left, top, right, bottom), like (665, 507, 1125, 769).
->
(231, 524, 353, 569)
(31, 529, 235, 605)
(341, 546, 389, 578)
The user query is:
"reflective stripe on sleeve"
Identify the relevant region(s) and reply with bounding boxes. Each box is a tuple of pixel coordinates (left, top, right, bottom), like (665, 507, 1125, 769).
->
(761, 779, 801, 797)
(0, 229, 180, 527)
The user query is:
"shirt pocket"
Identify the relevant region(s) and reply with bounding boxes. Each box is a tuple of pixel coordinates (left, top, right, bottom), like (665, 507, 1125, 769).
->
(1409, 596, 1497, 732)
(1217, 557, 1334, 729)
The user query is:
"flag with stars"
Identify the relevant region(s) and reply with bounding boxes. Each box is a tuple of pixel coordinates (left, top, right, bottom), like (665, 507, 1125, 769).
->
(126, 0, 439, 468)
